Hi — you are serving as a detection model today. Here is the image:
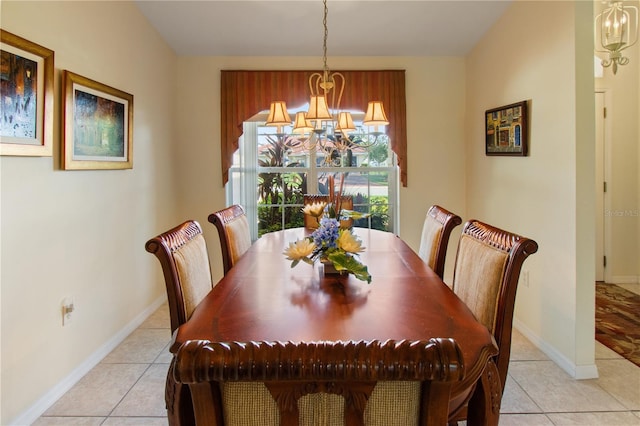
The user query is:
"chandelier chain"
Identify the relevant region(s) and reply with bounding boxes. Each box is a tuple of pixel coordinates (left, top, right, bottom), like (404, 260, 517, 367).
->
(322, 0, 328, 73)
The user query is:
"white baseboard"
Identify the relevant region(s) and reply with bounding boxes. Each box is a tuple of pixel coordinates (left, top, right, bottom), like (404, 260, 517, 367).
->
(513, 318, 599, 380)
(610, 275, 639, 284)
(10, 296, 166, 426)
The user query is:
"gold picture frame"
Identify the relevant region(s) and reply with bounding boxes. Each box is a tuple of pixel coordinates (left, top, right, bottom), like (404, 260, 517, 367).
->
(62, 70, 133, 170)
(0, 30, 54, 156)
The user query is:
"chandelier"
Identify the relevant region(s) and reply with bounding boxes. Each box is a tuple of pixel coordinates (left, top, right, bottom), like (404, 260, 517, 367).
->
(595, 1, 639, 74)
(265, 0, 389, 163)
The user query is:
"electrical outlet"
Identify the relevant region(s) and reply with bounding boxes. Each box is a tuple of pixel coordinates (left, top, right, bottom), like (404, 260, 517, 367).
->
(62, 297, 75, 326)
(522, 270, 530, 288)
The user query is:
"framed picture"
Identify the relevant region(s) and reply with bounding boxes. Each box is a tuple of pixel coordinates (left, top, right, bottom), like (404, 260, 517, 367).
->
(0, 30, 54, 156)
(485, 100, 528, 156)
(62, 70, 133, 170)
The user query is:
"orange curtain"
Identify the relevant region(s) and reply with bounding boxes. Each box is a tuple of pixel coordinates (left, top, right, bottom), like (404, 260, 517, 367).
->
(221, 70, 407, 186)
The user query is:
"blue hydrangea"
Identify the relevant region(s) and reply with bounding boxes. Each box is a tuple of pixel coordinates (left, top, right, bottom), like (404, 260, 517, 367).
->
(312, 217, 340, 249)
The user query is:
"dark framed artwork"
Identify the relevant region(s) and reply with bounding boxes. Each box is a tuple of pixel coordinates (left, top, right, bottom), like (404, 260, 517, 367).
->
(62, 70, 133, 170)
(0, 30, 54, 156)
(485, 100, 528, 156)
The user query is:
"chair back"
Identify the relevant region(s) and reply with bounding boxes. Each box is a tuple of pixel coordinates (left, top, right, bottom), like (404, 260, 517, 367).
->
(145, 220, 213, 333)
(303, 194, 354, 229)
(208, 205, 251, 275)
(173, 338, 465, 426)
(418, 205, 462, 279)
(451, 220, 538, 392)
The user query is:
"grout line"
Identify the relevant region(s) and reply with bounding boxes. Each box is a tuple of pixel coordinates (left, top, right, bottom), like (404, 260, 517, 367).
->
(102, 362, 156, 423)
(504, 368, 546, 415)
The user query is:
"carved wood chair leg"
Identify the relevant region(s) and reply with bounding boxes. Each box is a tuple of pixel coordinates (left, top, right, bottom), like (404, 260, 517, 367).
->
(466, 359, 501, 426)
(166, 362, 195, 426)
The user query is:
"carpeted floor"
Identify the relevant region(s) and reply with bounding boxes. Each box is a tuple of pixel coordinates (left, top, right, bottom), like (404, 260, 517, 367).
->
(595, 282, 640, 368)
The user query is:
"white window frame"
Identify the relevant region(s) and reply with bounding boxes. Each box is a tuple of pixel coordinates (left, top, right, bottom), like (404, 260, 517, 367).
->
(227, 121, 399, 241)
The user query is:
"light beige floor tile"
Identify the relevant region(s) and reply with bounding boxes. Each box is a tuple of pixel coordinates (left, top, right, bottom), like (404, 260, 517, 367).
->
(103, 417, 168, 425)
(510, 329, 548, 361)
(111, 364, 168, 417)
(501, 374, 542, 414)
(616, 283, 640, 296)
(44, 363, 148, 416)
(140, 303, 171, 329)
(595, 340, 623, 360)
(509, 361, 626, 412)
(32, 417, 105, 425)
(498, 413, 554, 425)
(634, 411, 640, 419)
(102, 328, 171, 364)
(154, 341, 174, 364)
(596, 359, 640, 410)
(546, 411, 640, 425)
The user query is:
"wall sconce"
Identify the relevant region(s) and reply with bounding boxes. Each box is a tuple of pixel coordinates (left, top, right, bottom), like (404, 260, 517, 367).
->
(595, 1, 639, 74)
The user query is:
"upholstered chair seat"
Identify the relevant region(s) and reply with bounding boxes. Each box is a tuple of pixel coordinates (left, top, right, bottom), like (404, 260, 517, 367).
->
(145, 220, 216, 426)
(448, 220, 538, 424)
(173, 338, 465, 426)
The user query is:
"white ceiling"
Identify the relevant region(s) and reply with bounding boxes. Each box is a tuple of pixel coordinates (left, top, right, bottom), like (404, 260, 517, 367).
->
(134, 1, 513, 57)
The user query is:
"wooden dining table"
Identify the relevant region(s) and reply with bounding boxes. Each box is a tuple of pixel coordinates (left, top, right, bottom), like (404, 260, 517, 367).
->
(168, 227, 500, 425)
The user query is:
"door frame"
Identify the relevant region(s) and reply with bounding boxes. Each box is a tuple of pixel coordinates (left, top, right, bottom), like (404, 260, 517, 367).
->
(595, 89, 613, 283)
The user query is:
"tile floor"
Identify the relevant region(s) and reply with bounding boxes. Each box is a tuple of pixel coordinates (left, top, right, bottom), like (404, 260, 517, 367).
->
(34, 284, 640, 426)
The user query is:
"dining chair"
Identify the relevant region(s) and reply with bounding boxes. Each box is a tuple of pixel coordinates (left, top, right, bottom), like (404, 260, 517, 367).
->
(447, 219, 538, 424)
(144, 220, 214, 333)
(145, 220, 215, 426)
(417, 205, 462, 279)
(173, 338, 465, 426)
(303, 194, 354, 229)
(208, 204, 252, 275)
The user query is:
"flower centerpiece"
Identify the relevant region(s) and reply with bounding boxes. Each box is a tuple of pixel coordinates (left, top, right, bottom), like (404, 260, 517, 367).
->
(283, 174, 372, 283)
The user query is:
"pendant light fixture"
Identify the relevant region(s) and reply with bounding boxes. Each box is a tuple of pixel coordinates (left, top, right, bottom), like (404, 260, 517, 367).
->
(265, 0, 389, 157)
(595, 1, 639, 74)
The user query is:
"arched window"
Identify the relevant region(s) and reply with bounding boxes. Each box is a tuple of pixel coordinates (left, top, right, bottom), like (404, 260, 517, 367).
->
(228, 109, 398, 239)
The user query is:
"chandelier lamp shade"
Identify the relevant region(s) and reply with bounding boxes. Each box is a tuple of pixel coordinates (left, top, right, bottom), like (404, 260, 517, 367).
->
(363, 101, 390, 135)
(265, 100, 291, 135)
(595, 0, 639, 74)
(292, 111, 314, 136)
(265, 0, 389, 151)
(336, 111, 356, 134)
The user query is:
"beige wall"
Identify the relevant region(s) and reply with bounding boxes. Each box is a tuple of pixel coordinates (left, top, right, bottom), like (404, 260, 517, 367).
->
(174, 56, 469, 282)
(1, 1, 177, 423)
(466, 1, 597, 376)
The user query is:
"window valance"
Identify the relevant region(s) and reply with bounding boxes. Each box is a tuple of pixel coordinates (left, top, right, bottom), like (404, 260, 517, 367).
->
(220, 70, 407, 186)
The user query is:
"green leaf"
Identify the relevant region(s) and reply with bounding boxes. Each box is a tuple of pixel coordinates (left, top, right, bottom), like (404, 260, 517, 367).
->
(327, 252, 372, 283)
(327, 204, 337, 218)
(290, 259, 300, 268)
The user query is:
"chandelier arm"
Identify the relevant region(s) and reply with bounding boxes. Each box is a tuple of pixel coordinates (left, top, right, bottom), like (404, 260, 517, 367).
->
(309, 73, 322, 96)
(332, 72, 345, 116)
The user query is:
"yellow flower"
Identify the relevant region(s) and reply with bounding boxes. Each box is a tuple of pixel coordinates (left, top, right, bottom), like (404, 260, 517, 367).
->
(337, 230, 365, 254)
(302, 201, 327, 218)
(283, 239, 316, 261)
